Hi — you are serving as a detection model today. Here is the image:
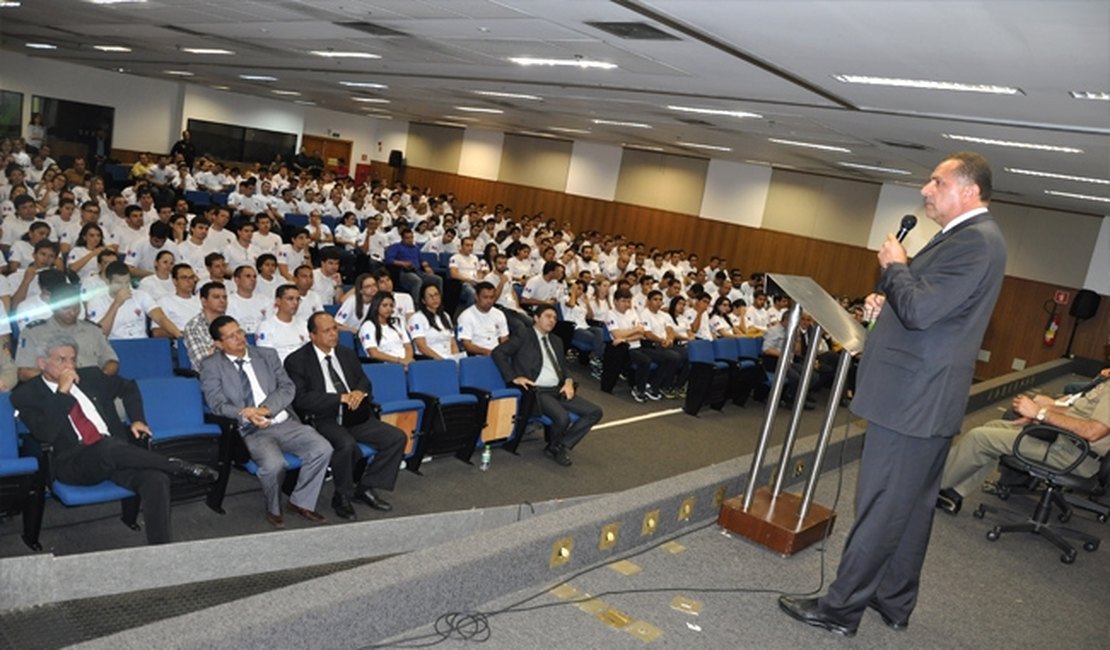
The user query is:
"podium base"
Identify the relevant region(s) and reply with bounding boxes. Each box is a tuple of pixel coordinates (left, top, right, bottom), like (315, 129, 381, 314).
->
(717, 487, 836, 556)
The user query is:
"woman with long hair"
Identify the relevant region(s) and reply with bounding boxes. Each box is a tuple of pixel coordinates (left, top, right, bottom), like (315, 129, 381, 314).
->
(408, 283, 460, 360)
(335, 272, 376, 333)
(358, 291, 414, 366)
(67, 223, 108, 279)
(709, 296, 740, 338)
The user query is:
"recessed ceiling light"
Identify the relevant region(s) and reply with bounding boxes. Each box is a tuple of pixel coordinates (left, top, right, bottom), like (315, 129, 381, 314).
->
(352, 97, 390, 104)
(443, 115, 480, 122)
(833, 74, 1023, 95)
(309, 50, 380, 59)
(549, 127, 591, 135)
(0, 2, 22, 7)
(667, 105, 762, 119)
(769, 138, 851, 153)
(1044, 190, 1110, 203)
(339, 81, 388, 89)
(942, 134, 1082, 153)
(1005, 168, 1109, 185)
(679, 142, 733, 152)
(25, 43, 57, 50)
(454, 106, 503, 114)
(165, 70, 195, 76)
(516, 130, 559, 138)
(434, 121, 467, 128)
(359, 107, 389, 113)
(294, 100, 316, 106)
(210, 85, 230, 91)
(1069, 90, 1110, 101)
(88, 0, 147, 4)
(240, 74, 278, 82)
(838, 162, 912, 175)
(183, 48, 234, 55)
(593, 119, 652, 129)
(473, 90, 542, 101)
(272, 90, 301, 96)
(509, 57, 617, 70)
(622, 143, 664, 152)
(93, 45, 131, 52)
(365, 115, 392, 120)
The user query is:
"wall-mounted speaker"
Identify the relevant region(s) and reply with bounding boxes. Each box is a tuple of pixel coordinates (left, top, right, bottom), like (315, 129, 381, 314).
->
(388, 150, 404, 168)
(1070, 289, 1100, 320)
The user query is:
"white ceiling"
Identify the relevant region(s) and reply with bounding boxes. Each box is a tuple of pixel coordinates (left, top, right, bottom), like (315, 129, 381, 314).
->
(2, 0, 1107, 216)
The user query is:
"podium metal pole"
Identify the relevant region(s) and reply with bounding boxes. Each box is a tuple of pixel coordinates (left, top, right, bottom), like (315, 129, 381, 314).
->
(797, 349, 854, 523)
(772, 323, 823, 497)
(742, 303, 802, 511)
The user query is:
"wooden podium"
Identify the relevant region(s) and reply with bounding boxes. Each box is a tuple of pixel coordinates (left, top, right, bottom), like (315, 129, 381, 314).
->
(718, 488, 836, 556)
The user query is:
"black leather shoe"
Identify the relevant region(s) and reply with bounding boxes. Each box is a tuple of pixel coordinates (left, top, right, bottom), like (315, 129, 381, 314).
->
(543, 444, 572, 466)
(778, 595, 856, 637)
(169, 459, 218, 484)
(868, 598, 908, 631)
(354, 488, 393, 512)
(332, 494, 356, 520)
(936, 488, 962, 515)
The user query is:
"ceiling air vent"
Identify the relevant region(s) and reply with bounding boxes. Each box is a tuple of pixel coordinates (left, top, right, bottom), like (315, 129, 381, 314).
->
(337, 21, 407, 37)
(879, 139, 930, 151)
(585, 21, 680, 40)
(676, 117, 715, 127)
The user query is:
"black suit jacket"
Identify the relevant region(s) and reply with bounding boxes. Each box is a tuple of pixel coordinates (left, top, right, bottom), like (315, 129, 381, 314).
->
(11, 368, 145, 461)
(284, 342, 374, 425)
(492, 327, 568, 386)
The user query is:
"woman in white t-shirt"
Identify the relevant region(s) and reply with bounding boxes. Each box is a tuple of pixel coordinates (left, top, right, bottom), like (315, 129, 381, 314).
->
(66, 223, 109, 280)
(334, 211, 363, 252)
(588, 277, 614, 324)
(408, 283, 461, 360)
(709, 296, 742, 339)
(137, 250, 177, 301)
(358, 291, 413, 366)
(335, 272, 376, 332)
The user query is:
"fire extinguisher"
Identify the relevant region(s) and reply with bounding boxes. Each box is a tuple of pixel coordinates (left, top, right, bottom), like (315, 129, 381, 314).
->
(1043, 300, 1060, 346)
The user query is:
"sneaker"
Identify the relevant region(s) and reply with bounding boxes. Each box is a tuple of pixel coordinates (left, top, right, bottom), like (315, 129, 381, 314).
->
(935, 488, 962, 515)
(632, 389, 647, 403)
(645, 387, 663, 401)
(590, 368, 602, 380)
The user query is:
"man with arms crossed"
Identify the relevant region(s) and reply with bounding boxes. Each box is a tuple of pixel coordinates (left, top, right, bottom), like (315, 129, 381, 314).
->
(779, 152, 1007, 636)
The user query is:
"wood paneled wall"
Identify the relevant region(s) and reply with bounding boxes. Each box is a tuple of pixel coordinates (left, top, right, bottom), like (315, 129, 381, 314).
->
(397, 162, 1110, 379)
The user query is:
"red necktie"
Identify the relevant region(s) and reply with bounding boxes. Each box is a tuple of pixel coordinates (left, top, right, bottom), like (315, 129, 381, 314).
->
(69, 401, 103, 446)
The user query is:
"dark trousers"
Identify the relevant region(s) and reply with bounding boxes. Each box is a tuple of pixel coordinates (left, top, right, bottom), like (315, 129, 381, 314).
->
(641, 345, 681, 391)
(534, 388, 603, 450)
(313, 416, 407, 498)
(56, 437, 175, 545)
(600, 344, 651, 392)
(819, 424, 951, 626)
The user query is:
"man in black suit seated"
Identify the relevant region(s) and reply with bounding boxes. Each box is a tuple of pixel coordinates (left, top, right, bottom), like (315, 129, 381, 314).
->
(283, 313, 406, 520)
(492, 304, 603, 466)
(12, 333, 217, 545)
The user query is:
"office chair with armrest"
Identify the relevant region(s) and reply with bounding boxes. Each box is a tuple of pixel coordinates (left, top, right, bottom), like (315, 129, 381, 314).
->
(974, 424, 1107, 563)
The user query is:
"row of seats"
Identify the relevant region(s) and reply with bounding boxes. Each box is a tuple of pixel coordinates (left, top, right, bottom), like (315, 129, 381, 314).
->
(181, 189, 229, 208)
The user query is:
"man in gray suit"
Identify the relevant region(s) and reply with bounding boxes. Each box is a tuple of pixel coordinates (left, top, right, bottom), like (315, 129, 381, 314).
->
(780, 152, 1007, 636)
(200, 315, 333, 529)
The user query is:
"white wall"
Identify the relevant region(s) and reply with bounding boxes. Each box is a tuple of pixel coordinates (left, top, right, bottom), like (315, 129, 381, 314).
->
(1083, 217, 1110, 294)
(372, 120, 410, 164)
(565, 141, 621, 200)
(457, 129, 504, 180)
(4, 53, 178, 152)
(180, 85, 305, 143)
(698, 159, 772, 228)
(868, 183, 936, 256)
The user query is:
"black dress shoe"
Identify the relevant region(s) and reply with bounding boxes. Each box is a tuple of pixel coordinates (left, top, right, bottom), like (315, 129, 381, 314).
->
(543, 444, 572, 466)
(332, 494, 356, 520)
(354, 488, 393, 512)
(169, 459, 219, 483)
(936, 488, 962, 515)
(868, 598, 908, 631)
(778, 595, 856, 637)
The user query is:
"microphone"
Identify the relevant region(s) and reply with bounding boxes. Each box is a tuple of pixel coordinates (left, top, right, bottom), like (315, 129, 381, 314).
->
(895, 214, 917, 243)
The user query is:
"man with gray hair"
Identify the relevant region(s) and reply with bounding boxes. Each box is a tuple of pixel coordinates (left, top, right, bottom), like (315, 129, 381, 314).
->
(12, 334, 218, 545)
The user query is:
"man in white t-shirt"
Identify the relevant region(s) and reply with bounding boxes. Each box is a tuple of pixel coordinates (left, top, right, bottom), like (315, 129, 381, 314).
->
(152, 263, 199, 337)
(311, 247, 344, 306)
(456, 281, 509, 356)
(293, 264, 325, 321)
(87, 261, 174, 340)
(256, 284, 310, 362)
(125, 221, 178, 278)
(278, 228, 313, 282)
(448, 236, 486, 308)
(226, 264, 272, 335)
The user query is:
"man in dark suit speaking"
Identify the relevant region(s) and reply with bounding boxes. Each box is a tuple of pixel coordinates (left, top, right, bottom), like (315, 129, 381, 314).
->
(13, 333, 217, 545)
(492, 304, 602, 466)
(284, 313, 406, 520)
(779, 152, 1007, 636)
